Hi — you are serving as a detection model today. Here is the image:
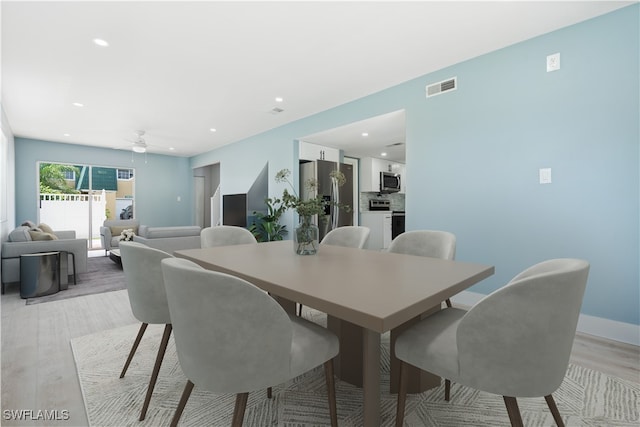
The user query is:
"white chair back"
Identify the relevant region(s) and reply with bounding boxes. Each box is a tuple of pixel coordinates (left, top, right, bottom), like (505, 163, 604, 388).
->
(321, 226, 370, 249)
(161, 257, 293, 393)
(388, 230, 456, 260)
(119, 241, 173, 324)
(200, 225, 257, 248)
(457, 258, 590, 397)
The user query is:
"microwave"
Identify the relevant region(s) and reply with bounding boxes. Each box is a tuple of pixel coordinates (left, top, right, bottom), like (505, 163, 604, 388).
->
(380, 171, 401, 193)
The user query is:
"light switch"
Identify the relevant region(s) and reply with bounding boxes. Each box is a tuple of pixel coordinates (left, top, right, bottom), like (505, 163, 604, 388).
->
(539, 168, 552, 184)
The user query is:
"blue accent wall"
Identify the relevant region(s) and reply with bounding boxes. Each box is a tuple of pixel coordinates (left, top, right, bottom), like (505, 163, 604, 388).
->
(15, 138, 193, 227)
(191, 5, 639, 325)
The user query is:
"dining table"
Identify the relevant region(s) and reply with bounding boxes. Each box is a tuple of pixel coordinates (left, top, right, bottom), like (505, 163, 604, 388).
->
(175, 240, 494, 426)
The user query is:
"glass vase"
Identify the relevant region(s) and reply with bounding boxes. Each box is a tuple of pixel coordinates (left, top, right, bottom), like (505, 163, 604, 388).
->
(294, 216, 319, 255)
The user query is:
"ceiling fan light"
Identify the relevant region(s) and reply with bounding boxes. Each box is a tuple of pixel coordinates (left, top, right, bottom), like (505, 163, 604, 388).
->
(132, 145, 146, 153)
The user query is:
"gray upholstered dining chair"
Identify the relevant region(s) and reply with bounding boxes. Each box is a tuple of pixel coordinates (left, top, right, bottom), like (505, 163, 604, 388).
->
(118, 241, 173, 421)
(200, 225, 257, 248)
(394, 258, 590, 427)
(320, 225, 370, 249)
(161, 257, 340, 427)
(294, 225, 371, 317)
(388, 230, 458, 398)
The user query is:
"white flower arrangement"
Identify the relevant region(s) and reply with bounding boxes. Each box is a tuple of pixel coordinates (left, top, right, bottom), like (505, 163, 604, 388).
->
(119, 228, 136, 241)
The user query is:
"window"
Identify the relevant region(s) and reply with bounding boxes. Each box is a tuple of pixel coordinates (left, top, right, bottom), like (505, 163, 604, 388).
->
(38, 162, 135, 249)
(117, 169, 134, 180)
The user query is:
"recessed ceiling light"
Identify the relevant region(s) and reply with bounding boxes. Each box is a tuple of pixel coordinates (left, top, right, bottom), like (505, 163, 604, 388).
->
(362, 132, 369, 137)
(63, 133, 70, 137)
(381, 152, 388, 157)
(93, 38, 109, 47)
(275, 97, 284, 103)
(169, 147, 175, 151)
(72, 102, 84, 107)
(210, 128, 217, 132)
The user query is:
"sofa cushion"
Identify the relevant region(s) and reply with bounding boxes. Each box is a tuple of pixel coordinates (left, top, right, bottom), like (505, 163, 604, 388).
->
(28, 230, 58, 241)
(38, 223, 55, 234)
(139, 226, 201, 239)
(9, 226, 32, 242)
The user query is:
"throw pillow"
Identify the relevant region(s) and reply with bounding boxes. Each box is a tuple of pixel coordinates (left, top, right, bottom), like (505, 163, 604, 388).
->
(9, 226, 31, 242)
(38, 223, 55, 234)
(28, 230, 58, 241)
(21, 220, 37, 228)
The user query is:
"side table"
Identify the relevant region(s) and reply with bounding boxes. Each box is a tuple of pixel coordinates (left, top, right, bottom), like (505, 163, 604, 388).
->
(20, 252, 60, 299)
(109, 249, 122, 267)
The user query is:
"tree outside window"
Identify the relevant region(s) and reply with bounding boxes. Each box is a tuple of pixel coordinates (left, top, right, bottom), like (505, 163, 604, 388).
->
(39, 163, 80, 194)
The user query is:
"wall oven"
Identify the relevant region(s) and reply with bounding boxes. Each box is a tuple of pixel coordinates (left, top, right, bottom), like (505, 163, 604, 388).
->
(392, 211, 405, 239)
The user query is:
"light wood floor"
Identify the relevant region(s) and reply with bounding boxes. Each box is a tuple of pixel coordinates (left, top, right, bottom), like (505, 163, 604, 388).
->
(1, 283, 638, 426)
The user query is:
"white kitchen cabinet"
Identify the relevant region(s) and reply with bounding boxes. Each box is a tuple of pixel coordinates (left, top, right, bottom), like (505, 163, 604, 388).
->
(299, 141, 340, 162)
(360, 157, 405, 193)
(398, 163, 406, 194)
(360, 157, 382, 192)
(361, 211, 392, 251)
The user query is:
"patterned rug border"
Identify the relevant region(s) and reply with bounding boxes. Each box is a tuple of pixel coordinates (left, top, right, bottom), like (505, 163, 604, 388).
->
(71, 316, 640, 427)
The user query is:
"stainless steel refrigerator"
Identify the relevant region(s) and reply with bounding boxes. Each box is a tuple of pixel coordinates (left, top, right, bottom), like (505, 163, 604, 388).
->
(299, 159, 354, 241)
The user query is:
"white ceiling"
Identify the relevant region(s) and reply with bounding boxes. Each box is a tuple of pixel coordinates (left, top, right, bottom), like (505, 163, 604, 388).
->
(301, 109, 407, 162)
(2, 1, 633, 159)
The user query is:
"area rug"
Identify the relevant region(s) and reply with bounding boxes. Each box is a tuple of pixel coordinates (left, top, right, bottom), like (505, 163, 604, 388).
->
(26, 255, 124, 305)
(71, 311, 639, 427)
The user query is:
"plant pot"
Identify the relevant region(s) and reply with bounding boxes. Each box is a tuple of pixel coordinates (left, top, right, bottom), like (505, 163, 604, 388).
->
(294, 217, 319, 255)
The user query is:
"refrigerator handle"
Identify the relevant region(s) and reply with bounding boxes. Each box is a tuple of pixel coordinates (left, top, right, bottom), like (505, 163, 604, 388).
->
(331, 177, 339, 230)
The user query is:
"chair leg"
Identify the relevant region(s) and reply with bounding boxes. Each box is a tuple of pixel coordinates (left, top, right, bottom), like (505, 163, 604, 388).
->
(445, 298, 452, 308)
(267, 387, 272, 398)
(297, 303, 303, 317)
(444, 379, 451, 401)
(395, 361, 409, 427)
(170, 380, 194, 427)
(324, 360, 338, 427)
(120, 323, 148, 378)
(503, 396, 524, 427)
(140, 324, 173, 421)
(545, 394, 565, 427)
(231, 392, 249, 427)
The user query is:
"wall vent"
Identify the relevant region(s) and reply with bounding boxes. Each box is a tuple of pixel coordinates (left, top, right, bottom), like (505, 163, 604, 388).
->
(425, 77, 457, 98)
(269, 107, 284, 114)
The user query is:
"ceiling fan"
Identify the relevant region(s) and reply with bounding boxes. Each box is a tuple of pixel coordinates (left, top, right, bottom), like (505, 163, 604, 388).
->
(118, 130, 169, 156)
(128, 130, 148, 153)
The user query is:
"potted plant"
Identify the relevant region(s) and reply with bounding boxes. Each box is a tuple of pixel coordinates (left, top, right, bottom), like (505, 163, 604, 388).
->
(249, 197, 288, 242)
(275, 168, 348, 255)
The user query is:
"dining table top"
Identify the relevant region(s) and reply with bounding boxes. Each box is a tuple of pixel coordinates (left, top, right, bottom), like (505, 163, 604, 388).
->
(175, 240, 495, 333)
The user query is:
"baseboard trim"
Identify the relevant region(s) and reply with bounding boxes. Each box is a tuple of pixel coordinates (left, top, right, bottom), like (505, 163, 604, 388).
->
(451, 291, 640, 346)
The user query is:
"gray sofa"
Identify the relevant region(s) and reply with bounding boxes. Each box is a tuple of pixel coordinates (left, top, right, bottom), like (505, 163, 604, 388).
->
(1, 226, 88, 293)
(132, 225, 201, 255)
